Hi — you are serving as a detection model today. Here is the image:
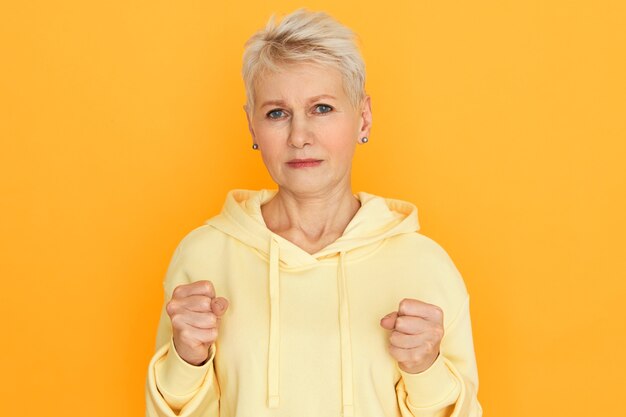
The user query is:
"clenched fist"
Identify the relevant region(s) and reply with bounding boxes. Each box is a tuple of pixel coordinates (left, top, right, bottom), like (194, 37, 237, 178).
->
(166, 280, 229, 366)
(380, 298, 444, 374)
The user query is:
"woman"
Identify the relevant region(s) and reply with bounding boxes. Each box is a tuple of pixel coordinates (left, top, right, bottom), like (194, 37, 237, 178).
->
(146, 9, 481, 417)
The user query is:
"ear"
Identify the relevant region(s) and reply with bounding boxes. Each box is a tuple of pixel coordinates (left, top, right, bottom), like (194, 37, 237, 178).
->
(244, 105, 256, 142)
(357, 95, 372, 142)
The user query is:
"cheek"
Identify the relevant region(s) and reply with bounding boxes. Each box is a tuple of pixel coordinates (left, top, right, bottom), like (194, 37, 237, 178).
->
(254, 124, 274, 142)
(254, 125, 283, 153)
(254, 122, 282, 143)
(254, 128, 284, 173)
(258, 144, 282, 170)
(324, 122, 358, 154)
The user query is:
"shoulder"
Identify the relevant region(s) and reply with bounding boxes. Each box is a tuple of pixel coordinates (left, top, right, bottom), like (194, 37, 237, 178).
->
(388, 231, 460, 267)
(174, 221, 226, 258)
(161, 220, 229, 291)
(384, 232, 469, 320)
(168, 212, 246, 270)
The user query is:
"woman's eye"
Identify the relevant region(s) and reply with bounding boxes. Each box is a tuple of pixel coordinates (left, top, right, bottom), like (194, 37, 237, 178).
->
(314, 104, 333, 114)
(267, 109, 285, 119)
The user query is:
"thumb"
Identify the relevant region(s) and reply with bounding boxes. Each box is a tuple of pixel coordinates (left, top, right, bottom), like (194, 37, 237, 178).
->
(211, 297, 229, 317)
(380, 311, 398, 331)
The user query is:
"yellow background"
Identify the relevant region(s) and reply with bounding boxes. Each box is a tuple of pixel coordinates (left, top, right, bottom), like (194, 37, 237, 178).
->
(1, 1, 625, 416)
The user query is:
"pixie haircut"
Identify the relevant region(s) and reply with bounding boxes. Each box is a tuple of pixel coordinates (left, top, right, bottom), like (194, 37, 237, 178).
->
(242, 9, 366, 113)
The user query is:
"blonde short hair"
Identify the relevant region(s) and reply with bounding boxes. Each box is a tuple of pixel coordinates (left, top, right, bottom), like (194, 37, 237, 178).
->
(242, 9, 366, 113)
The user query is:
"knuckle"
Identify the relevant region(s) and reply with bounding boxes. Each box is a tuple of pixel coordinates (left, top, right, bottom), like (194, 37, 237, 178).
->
(198, 298, 211, 311)
(209, 327, 218, 339)
(179, 328, 192, 342)
(172, 285, 183, 298)
(424, 341, 433, 352)
(203, 328, 218, 344)
(195, 332, 209, 344)
(411, 350, 424, 362)
(166, 299, 181, 316)
(434, 325, 444, 339)
(424, 340, 437, 354)
(388, 345, 400, 358)
(170, 314, 184, 328)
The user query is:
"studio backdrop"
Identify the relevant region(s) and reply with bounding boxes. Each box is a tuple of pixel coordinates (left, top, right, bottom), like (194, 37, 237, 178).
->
(1, 1, 625, 416)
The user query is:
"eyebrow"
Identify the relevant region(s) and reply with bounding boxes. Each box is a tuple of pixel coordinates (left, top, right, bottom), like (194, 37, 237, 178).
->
(259, 94, 337, 108)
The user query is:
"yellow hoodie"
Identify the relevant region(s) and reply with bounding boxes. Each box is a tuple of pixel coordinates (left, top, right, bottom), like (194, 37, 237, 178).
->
(145, 189, 482, 417)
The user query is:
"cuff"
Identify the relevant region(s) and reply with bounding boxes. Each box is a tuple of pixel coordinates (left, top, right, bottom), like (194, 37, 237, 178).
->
(398, 354, 459, 407)
(155, 338, 215, 400)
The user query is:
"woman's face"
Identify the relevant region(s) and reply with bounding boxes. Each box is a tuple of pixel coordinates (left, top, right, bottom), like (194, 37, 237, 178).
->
(246, 62, 372, 197)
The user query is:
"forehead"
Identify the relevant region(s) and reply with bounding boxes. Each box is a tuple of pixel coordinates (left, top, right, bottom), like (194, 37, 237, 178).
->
(254, 62, 347, 105)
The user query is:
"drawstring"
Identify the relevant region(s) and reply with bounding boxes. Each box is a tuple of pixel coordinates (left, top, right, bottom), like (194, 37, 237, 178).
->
(266, 243, 354, 416)
(268, 237, 280, 408)
(337, 251, 354, 417)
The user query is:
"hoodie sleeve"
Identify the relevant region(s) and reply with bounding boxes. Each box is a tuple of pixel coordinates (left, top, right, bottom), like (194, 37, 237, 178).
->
(395, 296, 482, 417)
(145, 244, 221, 417)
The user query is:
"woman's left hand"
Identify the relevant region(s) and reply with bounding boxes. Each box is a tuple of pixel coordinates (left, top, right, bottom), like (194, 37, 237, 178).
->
(380, 298, 444, 374)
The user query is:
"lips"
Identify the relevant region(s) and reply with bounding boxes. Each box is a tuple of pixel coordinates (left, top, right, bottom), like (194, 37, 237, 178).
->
(286, 159, 323, 168)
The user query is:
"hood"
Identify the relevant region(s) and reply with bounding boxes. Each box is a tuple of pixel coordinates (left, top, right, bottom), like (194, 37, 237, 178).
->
(205, 189, 420, 416)
(206, 189, 420, 265)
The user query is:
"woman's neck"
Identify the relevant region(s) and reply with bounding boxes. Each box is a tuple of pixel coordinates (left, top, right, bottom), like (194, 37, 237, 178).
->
(261, 185, 361, 254)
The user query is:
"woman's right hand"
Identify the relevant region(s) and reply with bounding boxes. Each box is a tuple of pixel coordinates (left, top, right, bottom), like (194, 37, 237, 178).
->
(166, 280, 229, 366)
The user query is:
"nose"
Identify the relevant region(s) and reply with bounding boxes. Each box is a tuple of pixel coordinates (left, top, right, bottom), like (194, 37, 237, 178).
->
(287, 113, 313, 149)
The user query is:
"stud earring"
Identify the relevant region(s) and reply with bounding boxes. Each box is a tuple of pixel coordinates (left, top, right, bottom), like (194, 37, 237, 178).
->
(252, 144, 259, 150)
(360, 137, 369, 144)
